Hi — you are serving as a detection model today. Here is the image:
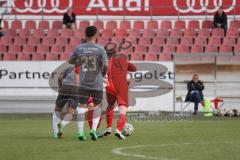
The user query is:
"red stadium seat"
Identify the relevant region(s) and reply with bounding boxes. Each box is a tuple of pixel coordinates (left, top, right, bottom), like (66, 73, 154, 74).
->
(198, 28, 211, 37)
(152, 37, 165, 46)
(115, 29, 128, 38)
(212, 28, 225, 38)
(202, 20, 213, 29)
(111, 37, 123, 44)
(223, 37, 236, 47)
(131, 53, 143, 61)
(191, 45, 204, 53)
(74, 29, 85, 38)
(65, 45, 76, 53)
(145, 53, 158, 61)
(219, 45, 233, 54)
(51, 45, 64, 54)
(120, 21, 131, 30)
(166, 37, 179, 45)
(161, 21, 172, 30)
(133, 21, 144, 30)
(18, 53, 30, 61)
(79, 21, 90, 30)
(148, 45, 161, 53)
(181, 37, 194, 46)
(37, 45, 50, 53)
(0, 36, 13, 45)
(106, 21, 117, 30)
(125, 37, 138, 45)
(5, 29, 17, 37)
(93, 20, 104, 30)
(159, 53, 172, 61)
(208, 37, 221, 46)
(61, 29, 74, 37)
(19, 29, 32, 38)
(194, 37, 207, 46)
(28, 37, 41, 45)
(188, 20, 200, 30)
(33, 29, 46, 37)
(25, 20, 36, 30)
(22, 45, 36, 54)
(237, 38, 240, 46)
(128, 29, 141, 37)
(47, 29, 59, 37)
(42, 37, 55, 45)
(234, 45, 240, 54)
(230, 20, 240, 29)
(52, 21, 62, 30)
(39, 21, 50, 30)
(134, 45, 147, 54)
(174, 20, 186, 30)
(205, 45, 218, 53)
(97, 37, 110, 46)
(69, 37, 82, 46)
(176, 45, 190, 54)
(14, 37, 27, 45)
(3, 53, 17, 61)
(60, 52, 71, 60)
(55, 37, 69, 45)
(101, 29, 114, 38)
(163, 45, 176, 54)
(0, 44, 8, 53)
(8, 45, 22, 53)
(157, 29, 169, 38)
(11, 20, 22, 30)
(184, 29, 196, 38)
(170, 29, 183, 38)
(226, 28, 239, 38)
(138, 37, 152, 45)
(147, 20, 158, 30)
(32, 53, 45, 61)
(46, 53, 59, 60)
(142, 29, 155, 37)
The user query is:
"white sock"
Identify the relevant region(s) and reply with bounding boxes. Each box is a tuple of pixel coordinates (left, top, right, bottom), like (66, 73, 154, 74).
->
(53, 111, 60, 134)
(77, 108, 88, 133)
(92, 105, 102, 131)
(61, 113, 73, 128)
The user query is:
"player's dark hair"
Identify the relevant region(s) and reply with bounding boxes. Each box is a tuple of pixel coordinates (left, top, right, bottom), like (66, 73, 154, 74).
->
(105, 42, 117, 58)
(85, 26, 97, 38)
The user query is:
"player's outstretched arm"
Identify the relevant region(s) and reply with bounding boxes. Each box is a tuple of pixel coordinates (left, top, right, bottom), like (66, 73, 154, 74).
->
(127, 62, 137, 72)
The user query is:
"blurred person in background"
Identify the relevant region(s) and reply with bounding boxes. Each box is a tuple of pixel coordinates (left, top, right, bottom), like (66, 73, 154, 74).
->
(213, 6, 228, 35)
(63, 8, 76, 30)
(185, 74, 205, 115)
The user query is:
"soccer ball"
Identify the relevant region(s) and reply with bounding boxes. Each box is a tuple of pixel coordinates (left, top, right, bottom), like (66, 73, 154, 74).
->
(122, 123, 134, 136)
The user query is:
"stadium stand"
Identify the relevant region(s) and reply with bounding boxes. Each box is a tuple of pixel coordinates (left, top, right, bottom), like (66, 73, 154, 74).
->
(0, 19, 240, 61)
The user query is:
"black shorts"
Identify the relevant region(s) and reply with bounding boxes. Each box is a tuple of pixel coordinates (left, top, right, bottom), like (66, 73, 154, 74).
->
(78, 89, 103, 105)
(55, 94, 78, 110)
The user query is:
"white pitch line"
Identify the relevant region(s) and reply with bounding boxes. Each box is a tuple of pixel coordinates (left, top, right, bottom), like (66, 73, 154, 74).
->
(111, 142, 234, 160)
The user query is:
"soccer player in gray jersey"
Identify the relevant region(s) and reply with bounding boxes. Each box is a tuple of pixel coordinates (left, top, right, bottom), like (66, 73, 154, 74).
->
(69, 26, 108, 141)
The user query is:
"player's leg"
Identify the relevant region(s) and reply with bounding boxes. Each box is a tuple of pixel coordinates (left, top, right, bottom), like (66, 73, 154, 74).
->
(52, 94, 67, 138)
(115, 105, 127, 140)
(115, 87, 129, 140)
(90, 90, 103, 140)
(102, 93, 117, 136)
(60, 98, 78, 130)
(77, 90, 89, 141)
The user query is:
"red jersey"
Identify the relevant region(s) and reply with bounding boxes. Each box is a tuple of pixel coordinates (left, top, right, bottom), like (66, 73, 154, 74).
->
(106, 54, 136, 106)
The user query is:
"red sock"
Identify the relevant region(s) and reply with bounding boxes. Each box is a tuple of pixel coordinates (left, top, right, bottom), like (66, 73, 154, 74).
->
(87, 110, 93, 129)
(117, 113, 126, 132)
(106, 107, 114, 128)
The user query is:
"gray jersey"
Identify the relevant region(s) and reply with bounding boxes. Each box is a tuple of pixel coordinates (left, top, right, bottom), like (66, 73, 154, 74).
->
(66, 42, 108, 90)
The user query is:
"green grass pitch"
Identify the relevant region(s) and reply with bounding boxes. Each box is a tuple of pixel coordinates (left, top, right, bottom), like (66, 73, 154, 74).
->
(0, 117, 239, 160)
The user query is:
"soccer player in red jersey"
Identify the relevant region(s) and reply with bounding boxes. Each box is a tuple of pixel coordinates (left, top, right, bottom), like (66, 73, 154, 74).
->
(102, 43, 137, 140)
